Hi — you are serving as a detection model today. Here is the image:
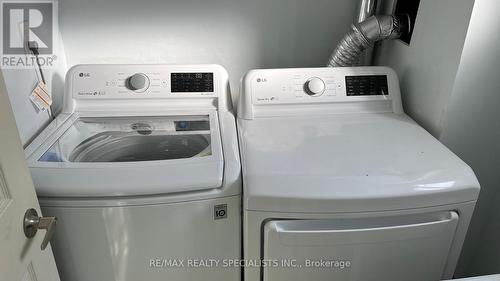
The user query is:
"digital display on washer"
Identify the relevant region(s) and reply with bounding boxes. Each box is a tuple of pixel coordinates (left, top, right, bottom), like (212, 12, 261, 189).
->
(171, 73, 214, 93)
(345, 75, 389, 96)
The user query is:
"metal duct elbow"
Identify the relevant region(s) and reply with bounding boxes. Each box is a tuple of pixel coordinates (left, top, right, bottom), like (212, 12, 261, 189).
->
(327, 14, 410, 67)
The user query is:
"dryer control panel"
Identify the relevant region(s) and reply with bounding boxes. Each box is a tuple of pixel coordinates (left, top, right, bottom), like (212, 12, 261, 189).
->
(238, 66, 402, 119)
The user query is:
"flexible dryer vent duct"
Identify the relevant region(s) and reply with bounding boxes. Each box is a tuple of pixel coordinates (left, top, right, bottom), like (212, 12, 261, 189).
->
(327, 14, 410, 67)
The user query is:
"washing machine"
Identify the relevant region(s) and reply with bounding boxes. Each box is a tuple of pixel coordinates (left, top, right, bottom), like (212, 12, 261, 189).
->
(24, 64, 241, 281)
(237, 66, 480, 281)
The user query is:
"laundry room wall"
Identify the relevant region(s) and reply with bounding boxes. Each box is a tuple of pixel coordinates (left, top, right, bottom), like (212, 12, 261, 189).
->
(376, 0, 500, 278)
(56, 0, 358, 104)
(374, 0, 475, 138)
(1, 32, 67, 146)
(1, 68, 50, 146)
(439, 0, 500, 277)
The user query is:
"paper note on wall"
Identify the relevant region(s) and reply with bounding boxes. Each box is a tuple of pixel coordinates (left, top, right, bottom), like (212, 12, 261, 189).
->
(29, 81, 52, 112)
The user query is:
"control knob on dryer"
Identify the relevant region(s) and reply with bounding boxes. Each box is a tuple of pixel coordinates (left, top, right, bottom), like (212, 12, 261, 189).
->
(126, 73, 150, 92)
(304, 77, 325, 96)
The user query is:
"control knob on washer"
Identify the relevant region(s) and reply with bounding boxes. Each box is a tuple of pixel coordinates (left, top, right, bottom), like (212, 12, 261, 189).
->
(304, 77, 325, 96)
(127, 73, 150, 92)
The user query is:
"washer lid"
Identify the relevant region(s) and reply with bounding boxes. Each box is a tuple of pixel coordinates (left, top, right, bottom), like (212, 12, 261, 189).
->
(238, 113, 480, 213)
(28, 113, 224, 197)
(38, 116, 212, 163)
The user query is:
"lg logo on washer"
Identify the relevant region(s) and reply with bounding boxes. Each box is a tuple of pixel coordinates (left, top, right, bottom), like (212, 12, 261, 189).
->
(1, 0, 57, 68)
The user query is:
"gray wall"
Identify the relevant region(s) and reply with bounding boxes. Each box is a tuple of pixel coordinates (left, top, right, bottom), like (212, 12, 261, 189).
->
(375, 0, 475, 137)
(58, 0, 358, 101)
(1, 32, 67, 146)
(440, 0, 500, 276)
(1, 69, 51, 146)
(377, 0, 500, 277)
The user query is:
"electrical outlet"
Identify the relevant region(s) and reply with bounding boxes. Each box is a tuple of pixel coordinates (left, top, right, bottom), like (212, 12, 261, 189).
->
(395, 0, 420, 44)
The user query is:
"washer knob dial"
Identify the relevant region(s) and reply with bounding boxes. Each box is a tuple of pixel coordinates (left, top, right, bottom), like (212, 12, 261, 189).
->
(127, 73, 150, 92)
(305, 77, 325, 96)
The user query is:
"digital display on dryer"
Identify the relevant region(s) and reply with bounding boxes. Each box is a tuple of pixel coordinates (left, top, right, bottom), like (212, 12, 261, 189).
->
(345, 75, 389, 96)
(171, 72, 214, 93)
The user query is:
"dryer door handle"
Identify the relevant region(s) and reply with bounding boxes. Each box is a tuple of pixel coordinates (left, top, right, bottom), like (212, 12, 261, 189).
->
(268, 212, 459, 246)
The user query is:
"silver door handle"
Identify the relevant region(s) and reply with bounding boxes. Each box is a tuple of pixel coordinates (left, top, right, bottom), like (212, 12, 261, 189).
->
(23, 208, 57, 250)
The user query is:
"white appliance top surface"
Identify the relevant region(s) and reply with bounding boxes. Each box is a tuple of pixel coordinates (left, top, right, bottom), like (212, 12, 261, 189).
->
(238, 112, 479, 213)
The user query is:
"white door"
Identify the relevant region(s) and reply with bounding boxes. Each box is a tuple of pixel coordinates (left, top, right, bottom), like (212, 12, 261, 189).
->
(0, 72, 60, 281)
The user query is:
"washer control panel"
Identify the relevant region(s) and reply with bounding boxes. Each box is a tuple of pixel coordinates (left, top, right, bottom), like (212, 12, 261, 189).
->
(170, 72, 214, 93)
(69, 65, 220, 99)
(126, 73, 150, 92)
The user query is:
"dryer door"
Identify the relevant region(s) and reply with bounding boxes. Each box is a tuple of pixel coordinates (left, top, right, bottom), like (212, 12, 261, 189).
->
(263, 212, 459, 281)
